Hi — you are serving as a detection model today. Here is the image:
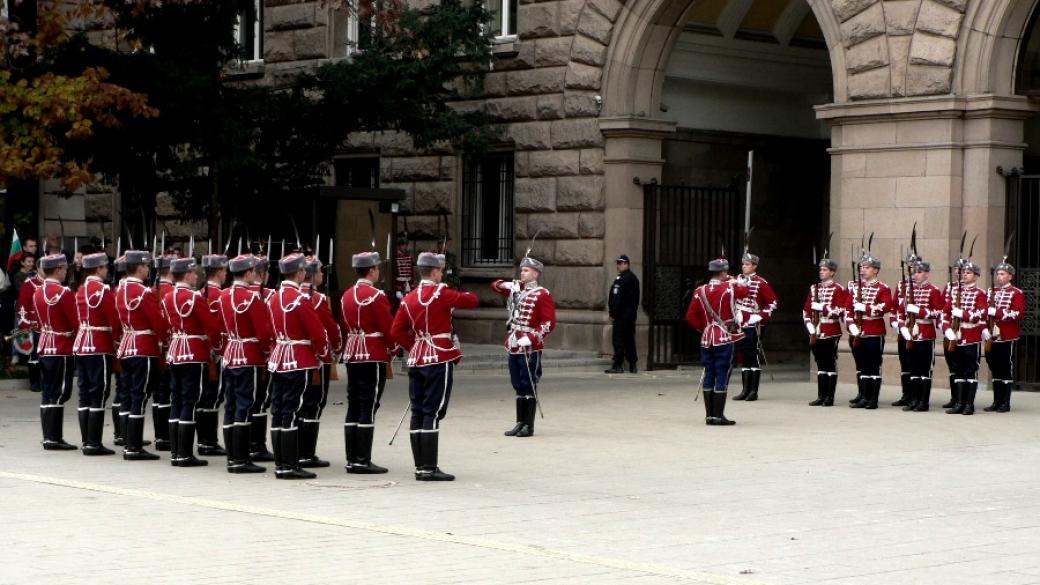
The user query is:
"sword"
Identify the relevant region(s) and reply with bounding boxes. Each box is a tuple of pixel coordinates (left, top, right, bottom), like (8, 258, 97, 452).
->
(744, 150, 753, 237)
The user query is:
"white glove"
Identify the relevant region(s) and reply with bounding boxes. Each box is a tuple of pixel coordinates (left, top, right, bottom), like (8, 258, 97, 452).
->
(854, 302, 867, 313)
(804, 322, 816, 335)
(509, 280, 521, 293)
(891, 320, 900, 332)
(981, 328, 992, 341)
(952, 308, 964, 319)
(900, 326, 912, 341)
(944, 328, 956, 341)
(906, 303, 920, 315)
(810, 302, 824, 312)
(396, 291, 404, 300)
(516, 335, 532, 348)
(848, 324, 861, 337)
(746, 314, 762, 326)
(988, 307, 997, 317)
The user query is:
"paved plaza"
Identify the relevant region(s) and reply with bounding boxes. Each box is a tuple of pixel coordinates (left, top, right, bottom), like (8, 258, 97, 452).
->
(2, 363, 1039, 585)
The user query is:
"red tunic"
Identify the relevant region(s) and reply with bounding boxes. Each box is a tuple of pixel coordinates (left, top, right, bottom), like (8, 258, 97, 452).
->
(304, 284, 343, 364)
(340, 279, 396, 363)
(391, 280, 479, 367)
(684, 279, 749, 348)
(735, 273, 778, 325)
(987, 284, 1026, 342)
(845, 280, 892, 337)
(490, 279, 557, 353)
(891, 281, 944, 341)
(219, 282, 275, 368)
(115, 277, 169, 359)
(161, 283, 221, 364)
(73, 276, 123, 355)
(33, 279, 80, 356)
(943, 283, 988, 346)
(16, 274, 44, 330)
(266, 281, 330, 372)
(802, 281, 848, 339)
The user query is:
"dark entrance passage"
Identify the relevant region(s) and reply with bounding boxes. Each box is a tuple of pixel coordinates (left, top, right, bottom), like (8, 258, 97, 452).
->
(1000, 168, 1040, 387)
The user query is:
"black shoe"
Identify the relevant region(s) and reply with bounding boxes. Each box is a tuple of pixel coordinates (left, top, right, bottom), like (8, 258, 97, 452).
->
(154, 439, 172, 452)
(809, 375, 825, 406)
(628, 364, 638, 374)
(504, 398, 525, 436)
(604, 366, 624, 374)
(745, 370, 761, 401)
(111, 406, 123, 446)
(297, 421, 329, 468)
(892, 398, 909, 407)
(409, 430, 423, 475)
(864, 378, 880, 410)
(348, 461, 389, 474)
(173, 424, 208, 467)
(275, 429, 315, 480)
(347, 426, 388, 474)
(946, 382, 964, 414)
(849, 375, 864, 405)
(983, 381, 1001, 412)
(227, 424, 266, 473)
(83, 410, 115, 456)
(418, 467, 456, 481)
(251, 449, 275, 462)
(961, 381, 977, 416)
(514, 424, 533, 437)
(123, 449, 160, 460)
(228, 461, 266, 474)
(122, 415, 159, 460)
(513, 399, 536, 437)
(733, 370, 750, 401)
(198, 444, 227, 456)
(710, 391, 736, 426)
(416, 431, 454, 481)
(196, 411, 226, 456)
(78, 408, 90, 447)
(822, 375, 837, 407)
(42, 407, 78, 450)
(43, 439, 78, 451)
(942, 375, 957, 408)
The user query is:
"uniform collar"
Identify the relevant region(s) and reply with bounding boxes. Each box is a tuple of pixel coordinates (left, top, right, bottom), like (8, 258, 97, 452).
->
(86, 275, 104, 283)
(281, 281, 300, 290)
(819, 279, 833, 286)
(207, 280, 222, 287)
(1000, 283, 1013, 289)
(357, 278, 374, 286)
(44, 277, 63, 284)
(745, 272, 757, 279)
(159, 278, 173, 284)
(420, 279, 436, 285)
(864, 278, 878, 285)
(523, 280, 539, 290)
(126, 277, 143, 284)
(233, 280, 250, 287)
(708, 278, 723, 285)
(174, 282, 193, 290)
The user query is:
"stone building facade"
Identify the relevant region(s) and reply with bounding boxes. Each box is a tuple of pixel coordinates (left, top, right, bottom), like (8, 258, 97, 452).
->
(33, 0, 1040, 374)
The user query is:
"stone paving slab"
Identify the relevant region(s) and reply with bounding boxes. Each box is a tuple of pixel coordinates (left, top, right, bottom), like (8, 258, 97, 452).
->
(1, 369, 1039, 585)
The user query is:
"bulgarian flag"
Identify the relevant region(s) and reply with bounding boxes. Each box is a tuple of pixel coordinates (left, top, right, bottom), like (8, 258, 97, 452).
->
(9, 228, 21, 260)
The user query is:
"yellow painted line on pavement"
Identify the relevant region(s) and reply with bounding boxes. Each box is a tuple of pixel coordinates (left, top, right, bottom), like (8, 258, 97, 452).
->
(0, 470, 771, 585)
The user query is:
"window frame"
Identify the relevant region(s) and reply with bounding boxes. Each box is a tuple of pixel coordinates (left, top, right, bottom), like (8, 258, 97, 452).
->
(232, 0, 264, 64)
(460, 152, 515, 268)
(489, 0, 517, 41)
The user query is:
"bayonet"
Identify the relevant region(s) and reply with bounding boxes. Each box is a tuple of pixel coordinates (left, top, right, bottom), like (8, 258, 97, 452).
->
(968, 234, 978, 259)
(910, 222, 918, 259)
(1002, 230, 1016, 263)
(867, 232, 874, 254)
(115, 236, 121, 260)
(368, 209, 377, 250)
(315, 235, 321, 262)
(289, 216, 302, 250)
(188, 235, 194, 259)
(237, 237, 242, 256)
(223, 218, 237, 256)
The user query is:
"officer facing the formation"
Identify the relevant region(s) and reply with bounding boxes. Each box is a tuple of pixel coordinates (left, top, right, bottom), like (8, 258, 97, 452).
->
(161, 258, 222, 467)
(267, 253, 330, 480)
(34, 254, 80, 450)
(684, 257, 748, 426)
(491, 255, 556, 438)
(803, 256, 847, 407)
(942, 260, 988, 415)
(892, 260, 944, 412)
(983, 260, 1025, 412)
(606, 254, 640, 374)
(152, 255, 175, 452)
(195, 254, 229, 456)
(73, 252, 122, 455)
(247, 256, 277, 462)
(297, 256, 341, 469)
(391, 252, 479, 481)
(340, 251, 396, 474)
(218, 254, 274, 473)
(845, 253, 892, 410)
(733, 250, 777, 401)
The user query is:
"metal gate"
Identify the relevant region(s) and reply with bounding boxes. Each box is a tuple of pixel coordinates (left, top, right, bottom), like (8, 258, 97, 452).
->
(643, 184, 742, 369)
(1001, 168, 1040, 387)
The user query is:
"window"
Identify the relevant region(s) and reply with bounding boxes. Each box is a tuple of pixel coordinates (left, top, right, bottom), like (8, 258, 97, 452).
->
(332, 3, 375, 58)
(233, 0, 263, 62)
(489, 0, 517, 39)
(461, 154, 514, 266)
(334, 157, 379, 188)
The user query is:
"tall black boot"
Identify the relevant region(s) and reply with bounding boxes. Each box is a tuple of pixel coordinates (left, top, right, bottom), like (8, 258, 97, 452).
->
(823, 374, 837, 406)
(745, 370, 760, 401)
(123, 415, 159, 460)
(961, 381, 977, 415)
(942, 375, 957, 408)
(168, 420, 180, 463)
(983, 381, 1002, 412)
(349, 426, 388, 474)
(43, 407, 77, 450)
(223, 424, 235, 467)
(892, 372, 910, 406)
(865, 377, 880, 410)
(153, 405, 172, 451)
(111, 406, 124, 446)
(410, 430, 424, 479)
(945, 382, 965, 414)
(515, 398, 535, 437)
(83, 409, 115, 456)
(250, 414, 274, 462)
(174, 423, 208, 467)
(702, 390, 715, 424)
(298, 421, 330, 468)
(417, 431, 454, 481)
(849, 373, 863, 405)
(733, 369, 750, 401)
(271, 428, 283, 472)
(914, 378, 932, 411)
(902, 378, 920, 411)
(997, 381, 1012, 412)
(343, 423, 357, 470)
(78, 408, 90, 447)
(276, 428, 316, 479)
(809, 373, 825, 406)
(228, 424, 265, 474)
(197, 411, 226, 456)
(504, 398, 525, 436)
(850, 376, 869, 409)
(709, 391, 736, 426)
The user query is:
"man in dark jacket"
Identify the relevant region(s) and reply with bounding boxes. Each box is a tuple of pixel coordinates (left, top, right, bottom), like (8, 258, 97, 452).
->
(606, 255, 640, 373)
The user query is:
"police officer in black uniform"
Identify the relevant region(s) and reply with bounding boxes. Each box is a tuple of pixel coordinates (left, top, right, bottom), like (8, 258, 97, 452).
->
(606, 254, 640, 374)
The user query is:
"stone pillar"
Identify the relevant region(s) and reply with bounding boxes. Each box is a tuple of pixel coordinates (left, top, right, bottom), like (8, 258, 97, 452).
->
(817, 94, 1036, 386)
(599, 116, 676, 360)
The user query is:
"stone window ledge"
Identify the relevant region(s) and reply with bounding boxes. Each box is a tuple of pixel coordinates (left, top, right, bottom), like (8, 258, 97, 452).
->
(492, 37, 519, 58)
(224, 59, 266, 79)
(458, 266, 514, 278)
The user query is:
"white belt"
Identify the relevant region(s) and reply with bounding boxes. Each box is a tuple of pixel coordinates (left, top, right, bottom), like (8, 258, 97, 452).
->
(42, 328, 74, 337)
(916, 319, 933, 324)
(349, 331, 383, 338)
(228, 336, 259, 343)
(276, 339, 311, 346)
(512, 326, 537, 334)
(818, 318, 837, 324)
(861, 316, 883, 321)
(419, 333, 453, 340)
(126, 329, 154, 336)
(173, 333, 207, 340)
(80, 326, 112, 332)
(959, 323, 979, 329)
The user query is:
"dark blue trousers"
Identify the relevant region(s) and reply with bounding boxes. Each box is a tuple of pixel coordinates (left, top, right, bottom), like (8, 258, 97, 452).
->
(299, 364, 331, 422)
(508, 352, 541, 397)
(169, 363, 204, 423)
(76, 354, 113, 409)
(223, 366, 261, 425)
(408, 362, 453, 431)
(700, 344, 734, 392)
(40, 355, 75, 405)
(270, 369, 309, 429)
(120, 357, 157, 415)
(345, 362, 387, 425)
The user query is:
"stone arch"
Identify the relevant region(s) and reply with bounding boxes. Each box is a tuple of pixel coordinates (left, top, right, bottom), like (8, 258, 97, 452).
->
(595, 0, 847, 118)
(955, 0, 1039, 97)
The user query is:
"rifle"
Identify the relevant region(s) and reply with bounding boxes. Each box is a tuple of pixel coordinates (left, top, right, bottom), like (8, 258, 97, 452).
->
(810, 246, 819, 347)
(985, 265, 996, 354)
(945, 232, 968, 352)
(905, 223, 918, 349)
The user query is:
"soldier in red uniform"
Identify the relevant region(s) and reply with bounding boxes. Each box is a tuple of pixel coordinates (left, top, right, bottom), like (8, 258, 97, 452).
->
(151, 255, 175, 451)
(296, 256, 342, 468)
(803, 257, 847, 407)
(248, 256, 277, 462)
(15, 265, 44, 392)
(490, 255, 556, 437)
(942, 260, 989, 415)
(340, 251, 396, 473)
(267, 253, 330, 480)
(391, 252, 479, 481)
(218, 254, 273, 473)
(161, 258, 222, 467)
(892, 260, 945, 411)
(115, 250, 168, 460)
(195, 254, 229, 456)
(110, 254, 130, 445)
(73, 252, 123, 455)
(33, 254, 80, 450)
(845, 253, 892, 410)
(733, 251, 778, 401)
(983, 260, 1025, 412)
(684, 258, 749, 426)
